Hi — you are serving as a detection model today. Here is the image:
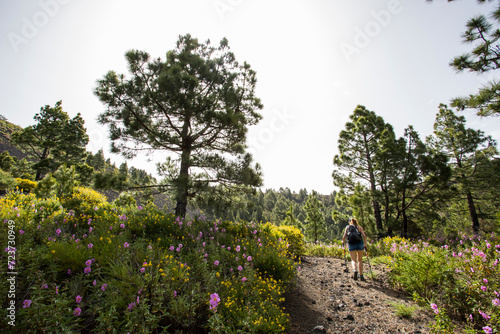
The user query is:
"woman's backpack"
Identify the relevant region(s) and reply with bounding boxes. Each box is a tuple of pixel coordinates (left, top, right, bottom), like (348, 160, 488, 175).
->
(346, 225, 363, 243)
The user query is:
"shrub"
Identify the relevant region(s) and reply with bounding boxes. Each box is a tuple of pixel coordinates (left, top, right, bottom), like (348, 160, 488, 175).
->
(0, 168, 17, 191)
(15, 178, 37, 192)
(304, 241, 344, 258)
(0, 192, 297, 333)
(113, 191, 137, 208)
(60, 186, 109, 214)
(276, 225, 305, 258)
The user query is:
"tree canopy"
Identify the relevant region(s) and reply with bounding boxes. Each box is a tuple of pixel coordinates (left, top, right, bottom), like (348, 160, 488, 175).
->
(11, 101, 89, 180)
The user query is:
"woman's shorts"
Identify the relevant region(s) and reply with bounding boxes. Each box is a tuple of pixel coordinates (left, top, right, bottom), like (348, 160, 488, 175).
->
(348, 242, 364, 251)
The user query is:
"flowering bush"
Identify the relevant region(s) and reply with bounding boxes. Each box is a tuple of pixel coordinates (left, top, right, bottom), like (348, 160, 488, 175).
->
(14, 178, 37, 193)
(370, 235, 500, 333)
(304, 240, 344, 258)
(0, 190, 299, 332)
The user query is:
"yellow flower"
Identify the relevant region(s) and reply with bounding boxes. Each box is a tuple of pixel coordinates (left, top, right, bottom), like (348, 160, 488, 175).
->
(51, 250, 55, 254)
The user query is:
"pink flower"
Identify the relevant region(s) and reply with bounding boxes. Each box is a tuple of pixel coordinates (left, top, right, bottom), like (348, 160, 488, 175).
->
(101, 284, 107, 291)
(84, 267, 91, 274)
(492, 299, 500, 306)
(242, 277, 247, 283)
(23, 300, 31, 308)
(481, 286, 487, 292)
(247, 256, 252, 262)
(238, 266, 243, 271)
(124, 242, 129, 248)
(479, 310, 490, 321)
(93, 280, 97, 286)
(209, 293, 220, 311)
(140, 267, 145, 273)
(19, 230, 24, 235)
(76, 295, 82, 303)
(73, 307, 82, 316)
(214, 260, 219, 266)
(85, 260, 92, 267)
(88, 243, 93, 249)
(56, 229, 61, 236)
(483, 326, 493, 334)
(430, 303, 439, 314)
(236, 245, 241, 252)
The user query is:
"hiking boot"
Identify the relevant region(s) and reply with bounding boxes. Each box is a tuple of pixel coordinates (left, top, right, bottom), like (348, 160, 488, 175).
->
(360, 275, 365, 281)
(353, 271, 358, 280)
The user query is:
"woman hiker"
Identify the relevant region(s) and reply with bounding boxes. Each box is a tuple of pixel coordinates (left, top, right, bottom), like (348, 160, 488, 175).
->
(342, 218, 367, 281)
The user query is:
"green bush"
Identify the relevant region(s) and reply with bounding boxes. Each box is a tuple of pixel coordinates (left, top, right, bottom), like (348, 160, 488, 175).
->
(0, 168, 17, 191)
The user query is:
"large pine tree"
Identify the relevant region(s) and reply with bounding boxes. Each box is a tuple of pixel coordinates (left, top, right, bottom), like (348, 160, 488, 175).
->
(95, 34, 263, 217)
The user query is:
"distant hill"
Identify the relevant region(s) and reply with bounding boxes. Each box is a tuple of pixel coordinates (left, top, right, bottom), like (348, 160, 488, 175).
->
(0, 115, 26, 160)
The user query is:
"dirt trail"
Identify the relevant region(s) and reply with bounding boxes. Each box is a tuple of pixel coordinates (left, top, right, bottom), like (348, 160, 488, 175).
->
(283, 256, 435, 334)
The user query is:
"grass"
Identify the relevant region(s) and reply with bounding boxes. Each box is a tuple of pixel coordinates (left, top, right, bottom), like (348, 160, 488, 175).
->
(389, 301, 419, 319)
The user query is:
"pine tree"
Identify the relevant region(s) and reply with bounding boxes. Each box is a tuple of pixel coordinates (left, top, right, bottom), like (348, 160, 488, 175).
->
(95, 34, 263, 217)
(428, 104, 497, 234)
(303, 191, 325, 242)
(451, 4, 500, 116)
(11, 101, 89, 180)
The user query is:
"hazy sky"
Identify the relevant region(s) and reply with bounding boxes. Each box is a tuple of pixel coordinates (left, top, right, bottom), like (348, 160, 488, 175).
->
(1, 0, 500, 194)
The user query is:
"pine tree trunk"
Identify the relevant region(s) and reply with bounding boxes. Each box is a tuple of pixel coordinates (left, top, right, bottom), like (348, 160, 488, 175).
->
(401, 190, 408, 238)
(174, 149, 190, 218)
(175, 117, 191, 218)
(466, 189, 479, 235)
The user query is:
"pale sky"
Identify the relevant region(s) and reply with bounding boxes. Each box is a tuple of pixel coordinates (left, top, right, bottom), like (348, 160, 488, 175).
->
(1, 0, 500, 194)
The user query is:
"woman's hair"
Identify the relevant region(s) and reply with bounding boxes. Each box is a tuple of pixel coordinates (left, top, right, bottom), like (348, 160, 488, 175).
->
(350, 218, 358, 226)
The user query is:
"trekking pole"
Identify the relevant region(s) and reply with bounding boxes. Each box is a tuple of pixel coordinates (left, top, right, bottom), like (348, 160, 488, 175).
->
(343, 243, 349, 273)
(365, 247, 374, 280)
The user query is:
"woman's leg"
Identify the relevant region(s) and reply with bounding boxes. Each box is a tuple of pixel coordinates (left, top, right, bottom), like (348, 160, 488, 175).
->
(349, 250, 358, 272)
(356, 250, 364, 276)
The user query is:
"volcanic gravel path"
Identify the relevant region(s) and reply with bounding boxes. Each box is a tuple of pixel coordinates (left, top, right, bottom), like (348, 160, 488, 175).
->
(283, 256, 437, 334)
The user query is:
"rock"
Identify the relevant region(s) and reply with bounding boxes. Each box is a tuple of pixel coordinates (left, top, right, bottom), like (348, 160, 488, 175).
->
(356, 302, 364, 307)
(364, 301, 371, 306)
(326, 316, 333, 322)
(312, 300, 316, 305)
(312, 325, 326, 334)
(342, 314, 355, 321)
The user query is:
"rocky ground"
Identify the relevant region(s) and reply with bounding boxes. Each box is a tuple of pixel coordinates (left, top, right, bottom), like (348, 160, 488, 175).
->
(283, 256, 437, 334)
